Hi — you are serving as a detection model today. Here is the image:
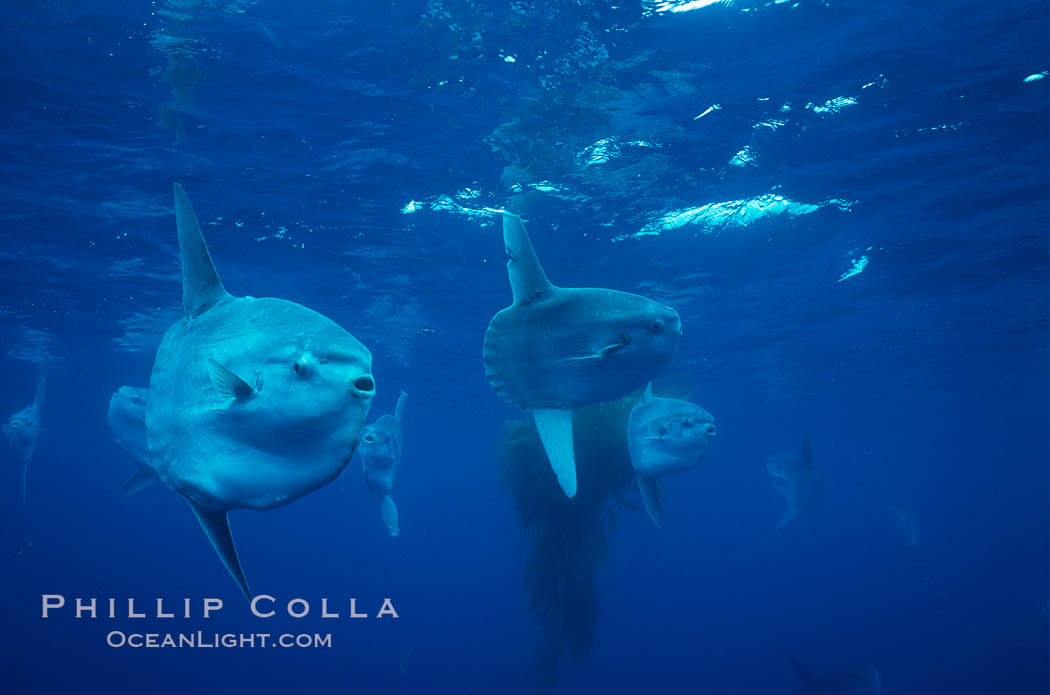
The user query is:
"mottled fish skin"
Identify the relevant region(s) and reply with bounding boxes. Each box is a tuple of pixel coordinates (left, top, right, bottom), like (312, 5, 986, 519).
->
(485, 288, 681, 410)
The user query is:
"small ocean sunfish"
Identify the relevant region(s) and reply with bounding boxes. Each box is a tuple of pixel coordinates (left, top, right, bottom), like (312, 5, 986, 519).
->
(4, 368, 46, 506)
(358, 391, 407, 537)
(627, 383, 716, 527)
(767, 435, 824, 531)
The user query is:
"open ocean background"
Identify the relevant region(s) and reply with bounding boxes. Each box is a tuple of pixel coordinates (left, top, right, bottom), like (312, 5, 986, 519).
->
(1, 1, 1048, 693)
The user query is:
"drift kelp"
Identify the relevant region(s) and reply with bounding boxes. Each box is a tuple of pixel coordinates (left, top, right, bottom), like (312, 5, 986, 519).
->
(498, 396, 639, 690)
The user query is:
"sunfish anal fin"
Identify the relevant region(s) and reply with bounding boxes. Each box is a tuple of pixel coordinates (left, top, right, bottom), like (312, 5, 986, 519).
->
(188, 501, 251, 599)
(637, 476, 663, 528)
(121, 467, 160, 495)
(532, 408, 577, 498)
(775, 505, 800, 531)
(503, 213, 553, 305)
(206, 359, 255, 399)
(380, 495, 400, 536)
(174, 183, 228, 317)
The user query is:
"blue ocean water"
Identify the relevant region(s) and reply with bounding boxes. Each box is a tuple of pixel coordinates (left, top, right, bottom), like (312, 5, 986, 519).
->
(1, 0, 1048, 692)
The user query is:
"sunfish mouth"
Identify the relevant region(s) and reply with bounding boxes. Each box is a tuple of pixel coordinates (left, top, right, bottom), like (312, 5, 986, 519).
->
(351, 375, 375, 395)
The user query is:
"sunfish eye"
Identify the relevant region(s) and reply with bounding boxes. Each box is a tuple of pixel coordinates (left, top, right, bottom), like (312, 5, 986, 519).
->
(293, 357, 309, 375)
(650, 320, 664, 333)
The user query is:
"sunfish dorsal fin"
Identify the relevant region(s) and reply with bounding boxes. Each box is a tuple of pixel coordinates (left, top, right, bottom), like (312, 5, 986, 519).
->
(174, 184, 228, 317)
(800, 434, 814, 469)
(532, 408, 577, 497)
(394, 390, 408, 421)
(503, 213, 553, 305)
(637, 475, 663, 528)
(188, 501, 251, 599)
(380, 495, 400, 536)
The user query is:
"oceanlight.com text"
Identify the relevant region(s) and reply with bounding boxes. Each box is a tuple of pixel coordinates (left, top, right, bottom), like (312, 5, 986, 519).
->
(106, 631, 332, 648)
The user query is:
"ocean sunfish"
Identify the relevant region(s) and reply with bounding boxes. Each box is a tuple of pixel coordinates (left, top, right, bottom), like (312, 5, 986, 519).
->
(789, 653, 881, 695)
(767, 435, 824, 531)
(358, 390, 407, 536)
(483, 213, 681, 498)
(106, 385, 159, 495)
(117, 184, 375, 598)
(4, 368, 46, 505)
(627, 383, 716, 527)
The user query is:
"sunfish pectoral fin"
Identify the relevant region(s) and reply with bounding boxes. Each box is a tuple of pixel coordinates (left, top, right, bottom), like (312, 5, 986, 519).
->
(775, 505, 800, 531)
(641, 382, 653, 402)
(188, 502, 251, 600)
(174, 183, 228, 318)
(532, 408, 577, 498)
(503, 213, 553, 305)
(205, 359, 254, 399)
(637, 476, 663, 528)
(121, 467, 160, 495)
(380, 495, 400, 536)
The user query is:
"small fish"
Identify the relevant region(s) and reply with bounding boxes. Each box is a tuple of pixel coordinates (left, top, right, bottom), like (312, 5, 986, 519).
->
(627, 383, 716, 527)
(417, 326, 438, 336)
(15, 540, 33, 558)
(358, 391, 407, 536)
(4, 368, 47, 506)
(767, 435, 824, 531)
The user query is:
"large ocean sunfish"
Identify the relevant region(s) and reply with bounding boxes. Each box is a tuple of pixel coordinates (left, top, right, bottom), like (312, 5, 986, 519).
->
(484, 213, 681, 498)
(118, 184, 375, 598)
(358, 390, 407, 536)
(627, 383, 716, 527)
(3, 368, 46, 505)
(767, 435, 824, 531)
